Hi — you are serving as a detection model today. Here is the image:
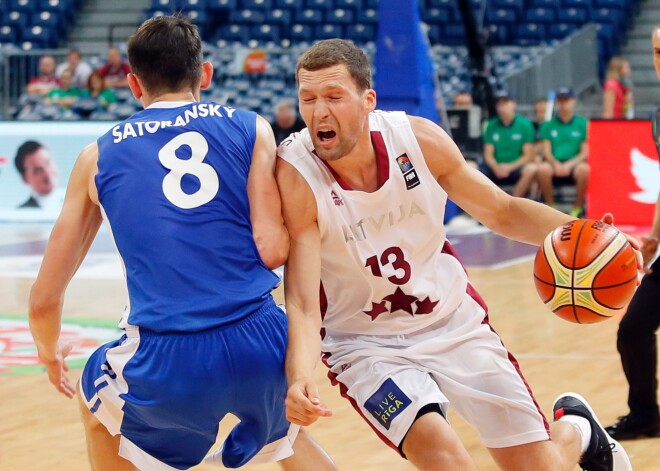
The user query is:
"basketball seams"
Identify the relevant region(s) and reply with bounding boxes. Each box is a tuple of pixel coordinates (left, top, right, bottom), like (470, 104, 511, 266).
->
(534, 219, 636, 324)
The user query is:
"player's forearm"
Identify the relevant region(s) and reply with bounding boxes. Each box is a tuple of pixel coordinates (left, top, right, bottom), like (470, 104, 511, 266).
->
(285, 310, 322, 384)
(254, 222, 290, 269)
(494, 197, 574, 246)
(28, 286, 63, 362)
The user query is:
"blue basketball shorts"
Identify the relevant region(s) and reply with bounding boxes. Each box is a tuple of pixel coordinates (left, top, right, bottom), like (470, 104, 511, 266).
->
(79, 301, 295, 470)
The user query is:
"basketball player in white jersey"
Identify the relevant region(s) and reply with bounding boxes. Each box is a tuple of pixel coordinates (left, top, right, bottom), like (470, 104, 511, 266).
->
(277, 39, 637, 471)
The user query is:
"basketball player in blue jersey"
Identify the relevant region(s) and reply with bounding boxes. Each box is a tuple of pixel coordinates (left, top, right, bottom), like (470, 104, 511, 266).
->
(28, 16, 335, 471)
(278, 39, 639, 471)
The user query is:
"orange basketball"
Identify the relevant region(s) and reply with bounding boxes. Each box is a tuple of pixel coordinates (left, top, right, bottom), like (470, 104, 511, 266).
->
(534, 219, 638, 324)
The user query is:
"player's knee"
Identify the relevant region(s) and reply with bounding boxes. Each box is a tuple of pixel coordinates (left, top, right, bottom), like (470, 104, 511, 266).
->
(406, 446, 475, 471)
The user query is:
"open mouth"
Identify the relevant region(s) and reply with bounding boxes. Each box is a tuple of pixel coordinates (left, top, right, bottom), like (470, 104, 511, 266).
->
(317, 130, 336, 143)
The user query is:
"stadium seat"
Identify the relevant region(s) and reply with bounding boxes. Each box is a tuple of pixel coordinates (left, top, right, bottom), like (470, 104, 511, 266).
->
(290, 23, 313, 42)
(265, 8, 291, 25)
(229, 9, 265, 23)
(295, 8, 324, 23)
(491, 0, 525, 18)
(9, 0, 39, 13)
(486, 23, 510, 45)
(356, 8, 377, 23)
(529, 0, 557, 7)
(0, 25, 19, 44)
(345, 22, 374, 43)
(486, 8, 517, 25)
(335, 0, 362, 10)
(207, 0, 237, 10)
(32, 11, 64, 35)
(327, 8, 354, 24)
(515, 23, 546, 45)
(274, 0, 303, 9)
(548, 22, 578, 40)
(38, 0, 74, 15)
(150, 0, 176, 9)
(180, 0, 208, 10)
(427, 24, 443, 44)
(305, 0, 332, 10)
(4, 11, 30, 30)
(22, 25, 58, 48)
(250, 24, 281, 43)
(443, 24, 466, 46)
(421, 7, 451, 24)
(591, 7, 624, 33)
(242, 0, 272, 9)
(315, 24, 344, 39)
(216, 24, 250, 42)
(525, 7, 556, 24)
(557, 7, 589, 24)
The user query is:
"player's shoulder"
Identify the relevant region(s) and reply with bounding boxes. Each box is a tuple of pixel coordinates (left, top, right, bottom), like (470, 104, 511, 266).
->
(277, 128, 311, 159)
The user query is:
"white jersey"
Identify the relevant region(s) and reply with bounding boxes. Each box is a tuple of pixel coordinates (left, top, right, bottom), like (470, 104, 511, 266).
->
(278, 110, 469, 337)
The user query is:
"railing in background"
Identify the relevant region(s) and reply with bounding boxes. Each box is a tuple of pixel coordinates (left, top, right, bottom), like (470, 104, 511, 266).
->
(504, 24, 599, 104)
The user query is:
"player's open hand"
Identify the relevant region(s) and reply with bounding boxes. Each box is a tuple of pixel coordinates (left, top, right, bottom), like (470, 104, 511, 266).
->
(599, 212, 644, 277)
(286, 379, 333, 426)
(42, 342, 76, 398)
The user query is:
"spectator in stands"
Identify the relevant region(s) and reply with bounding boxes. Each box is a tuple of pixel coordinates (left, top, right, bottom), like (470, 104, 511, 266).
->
(84, 71, 117, 109)
(25, 55, 59, 96)
(452, 91, 473, 108)
(602, 56, 634, 119)
(56, 48, 93, 90)
(97, 47, 131, 88)
(45, 69, 86, 111)
(537, 87, 589, 217)
(14, 140, 59, 209)
(533, 98, 548, 135)
(270, 98, 305, 144)
(481, 91, 538, 198)
(533, 98, 549, 159)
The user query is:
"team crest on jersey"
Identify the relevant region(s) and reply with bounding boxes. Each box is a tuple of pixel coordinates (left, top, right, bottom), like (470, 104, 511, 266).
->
(396, 154, 420, 190)
(364, 378, 412, 430)
(331, 190, 344, 206)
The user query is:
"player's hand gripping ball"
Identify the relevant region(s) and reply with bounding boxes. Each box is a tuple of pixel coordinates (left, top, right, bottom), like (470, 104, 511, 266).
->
(534, 219, 638, 324)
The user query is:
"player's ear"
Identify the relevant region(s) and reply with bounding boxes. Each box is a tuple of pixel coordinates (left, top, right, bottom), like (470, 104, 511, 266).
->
(200, 61, 213, 90)
(127, 73, 143, 100)
(363, 88, 376, 113)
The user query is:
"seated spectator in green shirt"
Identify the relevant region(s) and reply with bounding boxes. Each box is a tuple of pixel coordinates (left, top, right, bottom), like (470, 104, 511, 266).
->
(85, 71, 117, 109)
(45, 68, 85, 110)
(481, 91, 538, 197)
(538, 87, 589, 217)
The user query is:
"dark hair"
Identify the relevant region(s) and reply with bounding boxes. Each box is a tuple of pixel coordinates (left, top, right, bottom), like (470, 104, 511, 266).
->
(296, 39, 372, 91)
(127, 15, 202, 95)
(87, 70, 106, 93)
(15, 140, 43, 176)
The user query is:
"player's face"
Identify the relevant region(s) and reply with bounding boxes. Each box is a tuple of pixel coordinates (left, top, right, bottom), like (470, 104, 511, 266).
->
(23, 148, 58, 196)
(653, 30, 660, 81)
(298, 64, 375, 162)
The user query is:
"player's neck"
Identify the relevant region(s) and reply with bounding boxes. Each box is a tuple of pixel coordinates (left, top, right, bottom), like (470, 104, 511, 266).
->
(327, 134, 378, 192)
(142, 91, 198, 108)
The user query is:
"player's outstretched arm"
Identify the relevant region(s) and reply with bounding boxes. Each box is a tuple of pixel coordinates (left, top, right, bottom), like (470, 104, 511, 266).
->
(248, 115, 289, 269)
(276, 158, 332, 426)
(409, 115, 573, 246)
(29, 143, 102, 397)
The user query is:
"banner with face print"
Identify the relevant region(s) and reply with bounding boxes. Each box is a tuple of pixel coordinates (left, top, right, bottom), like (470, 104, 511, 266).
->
(0, 122, 116, 222)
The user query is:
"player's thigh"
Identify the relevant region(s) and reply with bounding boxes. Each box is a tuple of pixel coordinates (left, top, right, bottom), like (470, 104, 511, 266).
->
(425, 298, 550, 449)
(489, 439, 565, 471)
(331, 354, 447, 454)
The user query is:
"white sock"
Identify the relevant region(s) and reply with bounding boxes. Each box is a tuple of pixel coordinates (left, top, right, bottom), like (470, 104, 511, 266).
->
(559, 415, 592, 455)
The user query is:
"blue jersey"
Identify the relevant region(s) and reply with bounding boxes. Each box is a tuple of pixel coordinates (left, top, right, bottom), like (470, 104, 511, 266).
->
(96, 101, 280, 333)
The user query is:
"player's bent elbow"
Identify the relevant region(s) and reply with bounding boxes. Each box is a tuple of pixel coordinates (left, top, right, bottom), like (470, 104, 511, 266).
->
(255, 238, 289, 269)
